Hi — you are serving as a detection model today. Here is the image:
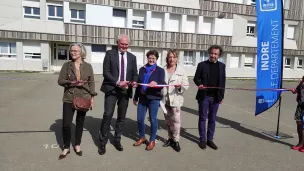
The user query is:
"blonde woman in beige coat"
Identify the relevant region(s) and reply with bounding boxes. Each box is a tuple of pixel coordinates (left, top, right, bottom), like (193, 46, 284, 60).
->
(161, 49, 189, 152)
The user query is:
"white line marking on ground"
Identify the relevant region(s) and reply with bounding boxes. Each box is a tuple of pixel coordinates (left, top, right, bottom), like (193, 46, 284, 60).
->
(223, 103, 294, 129)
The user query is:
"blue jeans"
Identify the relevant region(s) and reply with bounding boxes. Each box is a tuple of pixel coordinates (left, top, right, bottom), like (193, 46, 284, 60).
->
(137, 97, 160, 141)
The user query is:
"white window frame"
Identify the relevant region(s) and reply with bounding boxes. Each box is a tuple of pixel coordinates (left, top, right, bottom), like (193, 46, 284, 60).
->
(0, 42, 17, 58)
(244, 56, 254, 68)
(132, 20, 145, 29)
(286, 25, 295, 40)
(297, 58, 303, 69)
(24, 53, 42, 60)
(23, 6, 40, 19)
(284, 58, 291, 68)
(70, 9, 85, 23)
(47, 3, 63, 21)
(183, 51, 195, 66)
(246, 22, 255, 37)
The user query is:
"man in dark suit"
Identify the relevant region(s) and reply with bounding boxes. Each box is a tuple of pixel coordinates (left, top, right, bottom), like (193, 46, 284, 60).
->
(193, 45, 226, 150)
(98, 34, 138, 155)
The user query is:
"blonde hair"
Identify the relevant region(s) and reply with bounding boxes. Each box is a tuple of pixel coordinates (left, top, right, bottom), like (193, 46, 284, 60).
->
(166, 49, 179, 66)
(69, 43, 87, 59)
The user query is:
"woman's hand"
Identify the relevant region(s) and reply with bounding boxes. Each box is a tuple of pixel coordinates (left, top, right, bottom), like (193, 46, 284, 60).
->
(174, 84, 181, 88)
(133, 100, 138, 106)
(290, 88, 296, 94)
(149, 81, 157, 87)
(71, 80, 78, 86)
(77, 80, 86, 87)
(90, 98, 94, 110)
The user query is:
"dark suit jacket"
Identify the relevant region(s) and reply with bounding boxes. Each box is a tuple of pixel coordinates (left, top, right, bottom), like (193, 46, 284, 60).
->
(133, 66, 166, 101)
(193, 60, 226, 102)
(100, 49, 138, 98)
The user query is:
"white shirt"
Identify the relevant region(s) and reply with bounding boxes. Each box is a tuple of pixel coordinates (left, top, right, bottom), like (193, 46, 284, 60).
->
(117, 50, 127, 83)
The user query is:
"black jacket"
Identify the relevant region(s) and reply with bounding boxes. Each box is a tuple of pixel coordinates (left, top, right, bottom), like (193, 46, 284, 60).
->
(100, 49, 139, 98)
(193, 60, 226, 102)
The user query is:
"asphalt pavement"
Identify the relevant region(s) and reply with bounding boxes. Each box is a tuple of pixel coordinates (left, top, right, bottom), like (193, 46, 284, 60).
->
(0, 73, 303, 171)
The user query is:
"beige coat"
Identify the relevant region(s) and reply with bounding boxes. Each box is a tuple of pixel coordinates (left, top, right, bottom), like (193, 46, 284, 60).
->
(161, 64, 189, 107)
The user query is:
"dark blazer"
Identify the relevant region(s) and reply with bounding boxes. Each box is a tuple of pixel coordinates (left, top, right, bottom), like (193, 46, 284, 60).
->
(193, 60, 226, 102)
(100, 49, 139, 98)
(133, 65, 166, 101)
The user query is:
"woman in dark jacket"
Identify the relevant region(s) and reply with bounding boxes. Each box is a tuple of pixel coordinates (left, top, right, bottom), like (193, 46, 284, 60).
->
(132, 50, 166, 151)
(291, 76, 304, 152)
(57, 43, 97, 160)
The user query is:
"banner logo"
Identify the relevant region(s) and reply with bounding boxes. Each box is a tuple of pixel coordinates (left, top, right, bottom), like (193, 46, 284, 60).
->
(260, 0, 277, 11)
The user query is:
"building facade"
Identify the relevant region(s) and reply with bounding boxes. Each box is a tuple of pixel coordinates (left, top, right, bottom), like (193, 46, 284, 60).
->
(0, 0, 303, 78)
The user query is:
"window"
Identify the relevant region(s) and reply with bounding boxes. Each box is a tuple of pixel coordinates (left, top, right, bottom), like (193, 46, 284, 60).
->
(23, 6, 40, 19)
(25, 53, 41, 59)
(183, 51, 195, 66)
(132, 20, 144, 29)
(23, 42, 41, 59)
(0, 42, 17, 58)
(200, 51, 208, 62)
(132, 10, 145, 29)
(113, 9, 126, 28)
(113, 9, 126, 18)
(297, 59, 303, 69)
(91, 45, 106, 63)
(70, 9, 85, 23)
(230, 56, 240, 68)
(287, 25, 295, 39)
(244, 56, 254, 68)
(48, 4, 63, 21)
(284, 58, 291, 68)
(92, 44, 106, 52)
(247, 22, 255, 37)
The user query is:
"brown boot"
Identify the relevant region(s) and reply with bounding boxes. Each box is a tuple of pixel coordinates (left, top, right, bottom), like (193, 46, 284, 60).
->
(133, 138, 147, 146)
(146, 141, 155, 151)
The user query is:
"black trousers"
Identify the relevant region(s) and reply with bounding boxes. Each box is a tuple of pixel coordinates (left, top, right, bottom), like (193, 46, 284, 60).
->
(62, 102, 87, 149)
(99, 88, 129, 146)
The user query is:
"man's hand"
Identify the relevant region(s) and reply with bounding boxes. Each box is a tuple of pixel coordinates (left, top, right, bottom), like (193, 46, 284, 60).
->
(131, 82, 138, 88)
(220, 100, 224, 104)
(118, 81, 129, 89)
(149, 81, 157, 87)
(198, 84, 205, 90)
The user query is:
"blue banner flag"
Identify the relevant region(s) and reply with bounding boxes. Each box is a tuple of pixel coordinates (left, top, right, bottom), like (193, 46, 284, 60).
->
(255, 0, 284, 115)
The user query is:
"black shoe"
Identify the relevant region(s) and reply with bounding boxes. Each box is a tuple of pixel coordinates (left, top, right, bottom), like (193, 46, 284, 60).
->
(207, 141, 218, 150)
(74, 149, 82, 156)
(198, 141, 206, 150)
(98, 145, 106, 155)
(113, 142, 124, 151)
(58, 150, 70, 160)
(172, 141, 181, 152)
(163, 139, 173, 147)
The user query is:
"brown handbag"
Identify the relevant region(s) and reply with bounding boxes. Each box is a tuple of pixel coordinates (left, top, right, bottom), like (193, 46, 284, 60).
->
(72, 96, 91, 112)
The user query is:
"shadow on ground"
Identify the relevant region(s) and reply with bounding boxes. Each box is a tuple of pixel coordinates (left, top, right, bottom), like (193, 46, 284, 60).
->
(181, 106, 293, 147)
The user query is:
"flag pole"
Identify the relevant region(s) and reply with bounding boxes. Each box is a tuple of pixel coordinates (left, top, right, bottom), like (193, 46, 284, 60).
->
(275, 96, 282, 138)
(275, 0, 285, 139)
